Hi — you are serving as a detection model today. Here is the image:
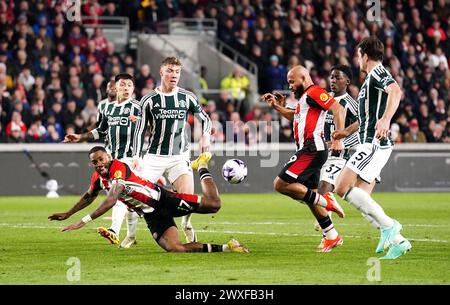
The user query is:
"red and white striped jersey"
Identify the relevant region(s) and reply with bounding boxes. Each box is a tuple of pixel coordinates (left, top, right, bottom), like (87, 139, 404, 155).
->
(90, 159, 160, 214)
(290, 85, 336, 151)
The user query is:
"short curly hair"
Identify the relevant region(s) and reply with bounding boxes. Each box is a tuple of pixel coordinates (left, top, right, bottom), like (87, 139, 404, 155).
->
(160, 56, 183, 67)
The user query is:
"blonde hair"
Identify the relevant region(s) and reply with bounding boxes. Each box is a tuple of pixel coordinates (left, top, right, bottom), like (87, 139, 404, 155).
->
(161, 56, 182, 67)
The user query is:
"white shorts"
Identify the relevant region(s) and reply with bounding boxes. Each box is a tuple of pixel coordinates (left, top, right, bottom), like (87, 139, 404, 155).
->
(119, 157, 144, 176)
(115, 157, 144, 210)
(346, 143, 392, 184)
(141, 153, 193, 184)
(320, 156, 347, 186)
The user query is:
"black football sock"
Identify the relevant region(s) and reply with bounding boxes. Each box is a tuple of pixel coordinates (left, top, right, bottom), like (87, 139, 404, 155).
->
(202, 244, 224, 252)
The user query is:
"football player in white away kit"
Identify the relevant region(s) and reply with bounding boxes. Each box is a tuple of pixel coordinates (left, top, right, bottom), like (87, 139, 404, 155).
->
(334, 37, 411, 259)
(135, 57, 212, 243)
(314, 65, 359, 231)
(64, 73, 144, 248)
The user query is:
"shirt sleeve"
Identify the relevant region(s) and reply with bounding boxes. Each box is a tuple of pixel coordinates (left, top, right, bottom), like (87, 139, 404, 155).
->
(306, 87, 336, 111)
(91, 110, 108, 140)
(372, 66, 396, 91)
(188, 92, 212, 135)
(108, 160, 131, 186)
(89, 172, 102, 193)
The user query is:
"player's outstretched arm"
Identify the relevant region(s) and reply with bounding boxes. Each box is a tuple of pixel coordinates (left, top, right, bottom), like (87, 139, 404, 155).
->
(261, 93, 294, 121)
(62, 184, 123, 232)
(375, 82, 402, 139)
(48, 190, 99, 221)
(63, 131, 95, 143)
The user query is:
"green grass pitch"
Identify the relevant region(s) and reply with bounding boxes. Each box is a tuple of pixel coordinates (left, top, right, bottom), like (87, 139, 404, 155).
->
(0, 193, 449, 284)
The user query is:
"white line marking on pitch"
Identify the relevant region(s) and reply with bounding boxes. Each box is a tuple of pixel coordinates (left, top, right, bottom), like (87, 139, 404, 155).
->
(195, 229, 448, 244)
(194, 221, 450, 228)
(0, 223, 447, 243)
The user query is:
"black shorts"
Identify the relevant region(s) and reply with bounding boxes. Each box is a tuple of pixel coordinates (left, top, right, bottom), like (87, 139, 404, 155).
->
(143, 187, 201, 242)
(278, 145, 328, 189)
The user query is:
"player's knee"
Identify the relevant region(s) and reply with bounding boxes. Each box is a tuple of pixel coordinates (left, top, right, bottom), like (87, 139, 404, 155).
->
(334, 182, 349, 198)
(208, 197, 221, 213)
(317, 181, 334, 195)
(273, 178, 288, 194)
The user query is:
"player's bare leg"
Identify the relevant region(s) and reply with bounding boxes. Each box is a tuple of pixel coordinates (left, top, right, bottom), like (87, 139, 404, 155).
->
(274, 177, 344, 252)
(156, 226, 249, 253)
(274, 177, 345, 218)
(173, 174, 197, 243)
(314, 180, 334, 231)
(336, 167, 410, 258)
(191, 152, 221, 213)
(97, 201, 125, 245)
(119, 210, 139, 248)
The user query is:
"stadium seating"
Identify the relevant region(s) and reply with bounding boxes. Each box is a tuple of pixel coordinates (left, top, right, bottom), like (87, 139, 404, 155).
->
(0, 0, 448, 143)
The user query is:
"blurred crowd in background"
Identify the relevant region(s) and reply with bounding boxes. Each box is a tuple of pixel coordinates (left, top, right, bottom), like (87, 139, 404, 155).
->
(0, 0, 449, 144)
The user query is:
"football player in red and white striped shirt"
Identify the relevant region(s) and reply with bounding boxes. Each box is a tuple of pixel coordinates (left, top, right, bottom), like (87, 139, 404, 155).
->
(262, 65, 346, 252)
(49, 146, 249, 253)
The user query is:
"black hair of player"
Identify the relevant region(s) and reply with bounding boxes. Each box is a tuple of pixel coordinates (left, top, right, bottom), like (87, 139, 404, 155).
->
(89, 146, 107, 156)
(331, 65, 353, 82)
(357, 36, 384, 61)
(114, 73, 135, 85)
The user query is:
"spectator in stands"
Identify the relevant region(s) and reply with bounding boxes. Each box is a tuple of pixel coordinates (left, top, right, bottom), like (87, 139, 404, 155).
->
(68, 24, 88, 52)
(73, 114, 87, 134)
(0, 1, 448, 145)
(64, 124, 76, 139)
(17, 66, 35, 93)
(63, 100, 79, 128)
(266, 55, 287, 92)
(25, 119, 46, 143)
(44, 124, 61, 143)
(83, 0, 104, 26)
(209, 112, 224, 144)
(434, 99, 448, 122)
(403, 119, 427, 143)
(103, 1, 120, 18)
(390, 123, 402, 144)
(198, 66, 209, 105)
(11, 99, 31, 127)
(29, 101, 43, 122)
(229, 111, 246, 143)
(395, 112, 410, 135)
(45, 114, 64, 139)
(6, 111, 27, 138)
(220, 66, 250, 112)
(7, 124, 25, 143)
(216, 89, 233, 114)
(86, 73, 104, 103)
(81, 98, 98, 124)
(206, 100, 225, 125)
(429, 123, 446, 143)
(244, 103, 263, 123)
(135, 64, 155, 98)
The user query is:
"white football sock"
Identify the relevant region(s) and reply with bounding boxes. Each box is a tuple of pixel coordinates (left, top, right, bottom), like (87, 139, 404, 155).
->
(323, 224, 338, 240)
(222, 244, 230, 252)
(361, 213, 381, 229)
(344, 187, 394, 229)
(126, 211, 139, 238)
(110, 202, 127, 237)
(181, 213, 192, 228)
